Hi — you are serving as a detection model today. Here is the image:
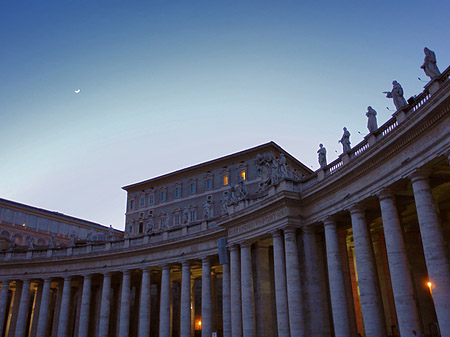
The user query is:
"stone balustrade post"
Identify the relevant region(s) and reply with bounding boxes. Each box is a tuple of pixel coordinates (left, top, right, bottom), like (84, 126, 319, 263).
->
(410, 172, 450, 337)
(202, 257, 213, 337)
(159, 265, 171, 337)
(36, 278, 51, 337)
(15, 279, 31, 337)
(99, 272, 112, 337)
(180, 261, 191, 337)
(284, 227, 305, 337)
(222, 260, 231, 337)
(57, 276, 72, 337)
(323, 218, 351, 337)
(230, 245, 242, 337)
(240, 242, 255, 337)
(78, 275, 92, 337)
(378, 189, 421, 336)
(350, 205, 386, 337)
(119, 270, 131, 337)
(138, 268, 151, 337)
(0, 280, 10, 336)
(272, 230, 290, 337)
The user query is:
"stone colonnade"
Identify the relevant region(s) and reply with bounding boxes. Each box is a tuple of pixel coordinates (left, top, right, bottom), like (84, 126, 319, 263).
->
(0, 171, 449, 337)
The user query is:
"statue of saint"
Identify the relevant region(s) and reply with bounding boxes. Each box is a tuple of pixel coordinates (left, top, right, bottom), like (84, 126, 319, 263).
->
(203, 199, 213, 219)
(70, 232, 77, 246)
(183, 207, 189, 224)
(384, 81, 407, 111)
(339, 127, 351, 153)
(421, 47, 441, 80)
(49, 234, 56, 249)
(366, 106, 378, 133)
(27, 235, 35, 249)
(278, 153, 289, 179)
(221, 191, 230, 215)
(317, 144, 327, 168)
(146, 217, 154, 233)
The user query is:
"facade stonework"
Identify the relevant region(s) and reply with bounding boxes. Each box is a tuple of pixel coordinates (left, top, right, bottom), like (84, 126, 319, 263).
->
(0, 65, 449, 337)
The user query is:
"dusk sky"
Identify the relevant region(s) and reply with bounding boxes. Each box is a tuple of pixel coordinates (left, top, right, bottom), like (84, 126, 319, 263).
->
(1, 0, 449, 230)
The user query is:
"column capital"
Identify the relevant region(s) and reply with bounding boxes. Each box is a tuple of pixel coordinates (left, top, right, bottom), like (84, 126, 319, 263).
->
(271, 229, 283, 238)
(229, 244, 240, 252)
(283, 226, 298, 235)
(240, 240, 253, 248)
(202, 256, 212, 265)
(121, 269, 131, 276)
(161, 264, 171, 271)
(409, 169, 431, 183)
(82, 274, 93, 280)
(349, 203, 365, 215)
(302, 225, 317, 234)
(378, 188, 395, 201)
(323, 216, 337, 227)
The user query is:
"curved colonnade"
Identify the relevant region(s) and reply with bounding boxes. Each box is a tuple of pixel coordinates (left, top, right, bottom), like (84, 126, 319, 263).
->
(0, 71, 450, 337)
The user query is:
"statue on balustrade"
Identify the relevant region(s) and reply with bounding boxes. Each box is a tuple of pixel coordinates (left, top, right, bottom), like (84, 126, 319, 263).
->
(339, 127, 351, 153)
(49, 234, 56, 249)
(236, 181, 248, 201)
(277, 153, 290, 180)
(384, 80, 408, 111)
(317, 144, 327, 168)
(183, 207, 189, 224)
(221, 191, 230, 214)
(366, 106, 378, 133)
(70, 232, 77, 246)
(421, 47, 441, 80)
(146, 217, 154, 233)
(8, 234, 17, 251)
(124, 222, 132, 238)
(203, 198, 213, 219)
(27, 235, 34, 249)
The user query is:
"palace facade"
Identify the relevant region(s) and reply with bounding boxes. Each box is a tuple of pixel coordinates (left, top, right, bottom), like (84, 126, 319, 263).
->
(0, 65, 449, 337)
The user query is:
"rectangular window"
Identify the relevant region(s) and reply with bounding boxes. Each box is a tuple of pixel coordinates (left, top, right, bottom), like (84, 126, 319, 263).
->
(174, 186, 182, 198)
(140, 197, 145, 208)
(148, 194, 154, 205)
(129, 200, 135, 210)
(139, 222, 144, 233)
(174, 213, 180, 225)
(189, 182, 196, 194)
(223, 174, 229, 186)
(159, 190, 166, 202)
(240, 169, 246, 181)
(190, 209, 196, 222)
(204, 178, 212, 190)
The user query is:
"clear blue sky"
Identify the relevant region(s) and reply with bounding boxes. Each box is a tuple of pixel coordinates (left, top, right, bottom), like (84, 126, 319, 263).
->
(1, 0, 449, 230)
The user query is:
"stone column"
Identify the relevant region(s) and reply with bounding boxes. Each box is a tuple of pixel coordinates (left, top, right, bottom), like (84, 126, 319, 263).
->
(159, 265, 171, 337)
(138, 268, 151, 337)
(201, 257, 212, 337)
(350, 205, 386, 337)
(272, 231, 290, 337)
(180, 261, 191, 337)
(222, 261, 231, 337)
(323, 218, 351, 337)
(378, 189, 421, 335)
(0, 280, 10, 337)
(284, 227, 305, 337)
(230, 245, 242, 337)
(36, 278, 51, 337)
(78, 275, 92, 337)
(15, 279, 31, 337)
(240, 243, 255, 337)
(119, 270, 131, 337)
(410, 172, 450, 337)
(57, 276, 72, 337)
(99, 272, 112, 337)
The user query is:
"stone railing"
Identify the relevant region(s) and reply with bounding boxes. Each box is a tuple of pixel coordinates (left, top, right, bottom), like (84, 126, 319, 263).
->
(315, 65, 450, 180)
(0, 220, 222, 261)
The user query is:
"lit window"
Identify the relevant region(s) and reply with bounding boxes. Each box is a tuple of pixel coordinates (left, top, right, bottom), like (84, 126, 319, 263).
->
(204, 178, 212, 190)
(159, 190, 166, 202)
(129, 200, 134, 210)
(190, 209, 196, 222)
(223, 174, 229, 186)
(189, 182, 196, 194)
(148, 194, 154, 205)
(240, 169, 246, 181)
(139, 197, 145, 208)
(174, 186, 182, 198)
